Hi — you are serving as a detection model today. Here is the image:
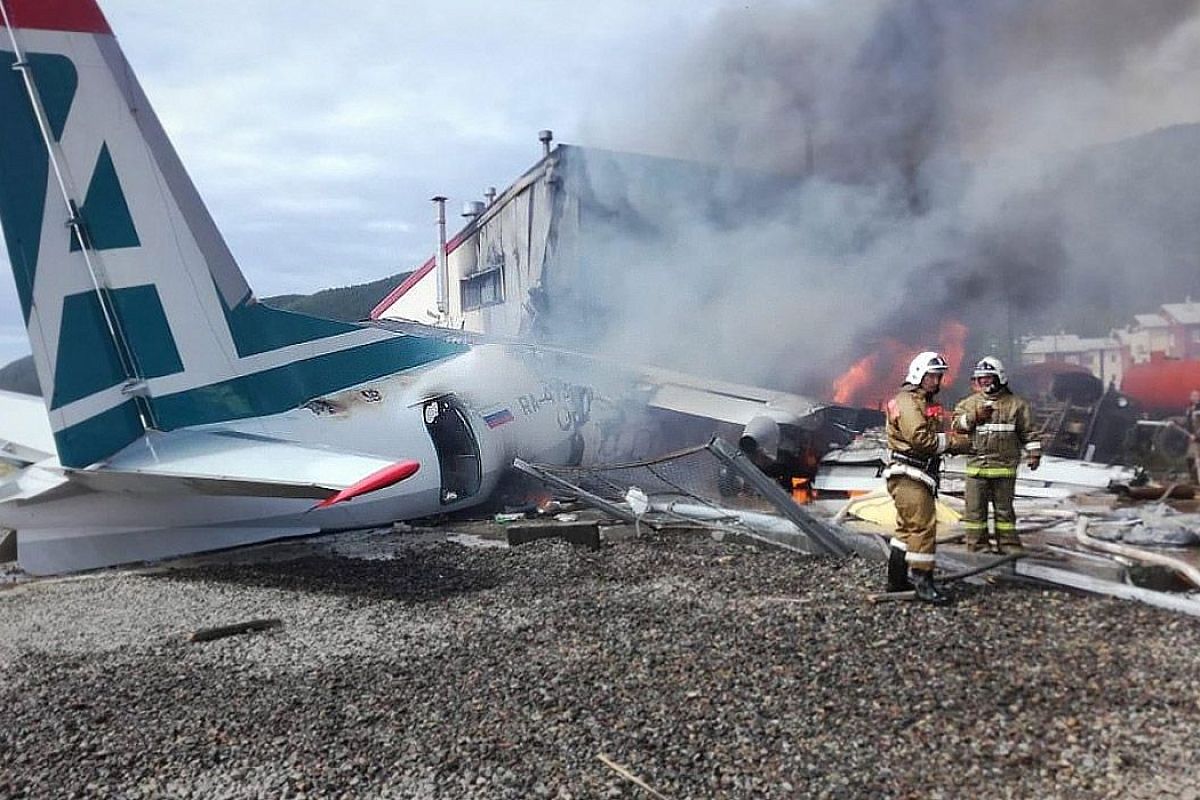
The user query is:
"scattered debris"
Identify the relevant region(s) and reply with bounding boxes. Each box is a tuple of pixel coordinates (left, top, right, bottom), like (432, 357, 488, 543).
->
(597, 753, 672, 800)
(505, 521, 601, 550)
(1117, 482, 1196, 501)
(1075, 516, 1200, 590)
(189, 618, 283, 643)
(815, 430, 1138, 498)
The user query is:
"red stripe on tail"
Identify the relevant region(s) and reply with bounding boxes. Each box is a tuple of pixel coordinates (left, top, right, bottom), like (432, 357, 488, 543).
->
(1, 0, 112, 34)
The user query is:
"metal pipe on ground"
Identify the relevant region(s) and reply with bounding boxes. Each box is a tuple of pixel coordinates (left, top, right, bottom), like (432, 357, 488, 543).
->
(1074, 515, 1200, 589)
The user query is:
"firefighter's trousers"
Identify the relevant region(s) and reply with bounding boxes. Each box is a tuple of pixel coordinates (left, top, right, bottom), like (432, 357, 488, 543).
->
(886, 475, 937, 573)
(963, 474, 1018, 547)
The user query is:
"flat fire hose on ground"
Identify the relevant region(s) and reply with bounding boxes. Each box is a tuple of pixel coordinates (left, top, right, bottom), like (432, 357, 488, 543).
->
(866, 551, 1031, 604)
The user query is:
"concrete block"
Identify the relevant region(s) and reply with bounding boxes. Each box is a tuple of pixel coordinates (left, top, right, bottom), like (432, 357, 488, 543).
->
(506, 521, 600, 550)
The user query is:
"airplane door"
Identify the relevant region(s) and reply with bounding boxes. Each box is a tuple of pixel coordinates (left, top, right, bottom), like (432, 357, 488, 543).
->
(422, 395, 483, 504)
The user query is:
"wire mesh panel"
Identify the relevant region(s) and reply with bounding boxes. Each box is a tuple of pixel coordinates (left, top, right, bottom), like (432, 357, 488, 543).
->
(517, 442, 844, 555)
(534, 444, 722, 502)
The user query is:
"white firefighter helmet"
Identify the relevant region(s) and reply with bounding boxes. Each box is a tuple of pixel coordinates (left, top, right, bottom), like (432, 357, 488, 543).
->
(904, 351, 950, 385)
(972, 356, 1007, 385)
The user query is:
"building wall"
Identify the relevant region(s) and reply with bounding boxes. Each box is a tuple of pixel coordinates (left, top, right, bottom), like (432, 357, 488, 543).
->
(376, 156, 562, 337)
(1126, 327, 1172, 363)
(1020, 338, 1124, 386)
(1170, 322, 1200, 359)
(382, 266, 440, 324)
(459, 166, 560, 337)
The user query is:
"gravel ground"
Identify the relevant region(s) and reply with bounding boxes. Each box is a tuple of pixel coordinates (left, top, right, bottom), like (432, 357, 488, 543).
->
(1, 530, 1199, 799)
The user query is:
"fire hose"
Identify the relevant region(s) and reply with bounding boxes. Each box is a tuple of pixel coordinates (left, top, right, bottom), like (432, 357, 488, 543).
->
(866, 551, 1030, 603)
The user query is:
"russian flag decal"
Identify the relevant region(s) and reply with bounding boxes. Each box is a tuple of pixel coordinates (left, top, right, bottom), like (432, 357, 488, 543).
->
(483, 408, 514, 429)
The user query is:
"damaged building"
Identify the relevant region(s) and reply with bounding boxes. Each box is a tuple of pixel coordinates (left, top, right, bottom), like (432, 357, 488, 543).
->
(371, 134, 800, 382)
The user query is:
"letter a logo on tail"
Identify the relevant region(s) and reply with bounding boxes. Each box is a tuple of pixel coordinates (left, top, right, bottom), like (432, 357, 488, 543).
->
(0, 0, 465, 468)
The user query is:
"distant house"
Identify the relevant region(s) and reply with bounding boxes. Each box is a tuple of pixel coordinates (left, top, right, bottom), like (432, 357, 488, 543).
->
(1021, 334, 1125, 387)
(1021, 299, 1200, 389)
(1160, 300, 1200, 360)
(1127, 313, 1173, 363)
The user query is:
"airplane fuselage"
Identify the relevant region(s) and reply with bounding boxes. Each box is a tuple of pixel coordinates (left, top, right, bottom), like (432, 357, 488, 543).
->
(0, 343, 618, 572)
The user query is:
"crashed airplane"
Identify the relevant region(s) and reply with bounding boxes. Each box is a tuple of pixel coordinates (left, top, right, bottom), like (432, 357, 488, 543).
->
(0, 0, 840, 574)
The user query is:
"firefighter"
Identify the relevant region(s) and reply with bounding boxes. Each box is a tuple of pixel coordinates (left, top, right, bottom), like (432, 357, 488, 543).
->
(883, 351, 970, 604)
(952, 356, 1041, 554)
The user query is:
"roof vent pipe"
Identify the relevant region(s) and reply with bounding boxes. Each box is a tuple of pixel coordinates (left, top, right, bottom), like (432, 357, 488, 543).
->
(484, 186, 497, 206)
(431, 195, 448, 320)
(462, 200, 485, 218)
(538, 129, 553, 157)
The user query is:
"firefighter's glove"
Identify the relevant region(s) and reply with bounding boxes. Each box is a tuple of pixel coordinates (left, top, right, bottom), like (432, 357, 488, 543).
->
(1027, 454, 1041, 471)
(975, 403, 994, 422)
(948, 433, 972, 455)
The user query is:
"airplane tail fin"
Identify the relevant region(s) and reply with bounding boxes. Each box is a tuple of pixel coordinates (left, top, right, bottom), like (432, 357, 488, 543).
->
(0, 1, 463, 468)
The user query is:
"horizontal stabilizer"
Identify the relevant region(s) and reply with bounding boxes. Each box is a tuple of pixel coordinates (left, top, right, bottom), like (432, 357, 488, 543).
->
(67, 429, 414, 500)
(0, 390, 57, 464)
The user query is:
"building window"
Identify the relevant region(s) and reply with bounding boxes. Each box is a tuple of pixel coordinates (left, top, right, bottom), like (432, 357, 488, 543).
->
(460, 266, 504, 311)
(1192, 328, 1200, 343)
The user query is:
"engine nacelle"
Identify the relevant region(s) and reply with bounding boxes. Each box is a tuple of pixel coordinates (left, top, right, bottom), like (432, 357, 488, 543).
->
(739, 414, 783, 467)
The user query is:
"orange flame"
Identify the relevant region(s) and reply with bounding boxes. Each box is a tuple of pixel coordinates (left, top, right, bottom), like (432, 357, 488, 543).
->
(828, 319, 970, 407)
(938, 319, 968, 382)
(832, 353, 877, 404)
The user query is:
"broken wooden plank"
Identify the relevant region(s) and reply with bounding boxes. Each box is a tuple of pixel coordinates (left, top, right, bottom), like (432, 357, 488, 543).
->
(189, 618, 282, 643)
(866, 590, 917, 604)
(597, 753, 671, 800)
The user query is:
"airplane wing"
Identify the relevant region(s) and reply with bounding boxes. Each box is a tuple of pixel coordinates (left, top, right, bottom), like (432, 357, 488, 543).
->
(4, 429, 418, 504)
(635, 364, 818, 425)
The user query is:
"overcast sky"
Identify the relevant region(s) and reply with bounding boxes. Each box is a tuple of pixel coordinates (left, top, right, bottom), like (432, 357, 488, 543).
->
(0, 0, 739, 366)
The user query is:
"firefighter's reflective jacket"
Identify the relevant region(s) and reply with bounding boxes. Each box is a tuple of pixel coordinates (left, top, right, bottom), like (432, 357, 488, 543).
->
(884, 385, 960, 491)
(952, 388, 1041, 477)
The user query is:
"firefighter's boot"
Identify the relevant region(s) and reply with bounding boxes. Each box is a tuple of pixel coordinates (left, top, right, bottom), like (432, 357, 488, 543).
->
(911, 570, 950, 606)
(887, 546, 914, 593)
(996, 533, 1024, 555)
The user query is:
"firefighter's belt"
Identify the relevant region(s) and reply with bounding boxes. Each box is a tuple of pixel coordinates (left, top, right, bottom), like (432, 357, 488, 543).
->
(891, 451, 940, 473)
(883, 451, 941, 491)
